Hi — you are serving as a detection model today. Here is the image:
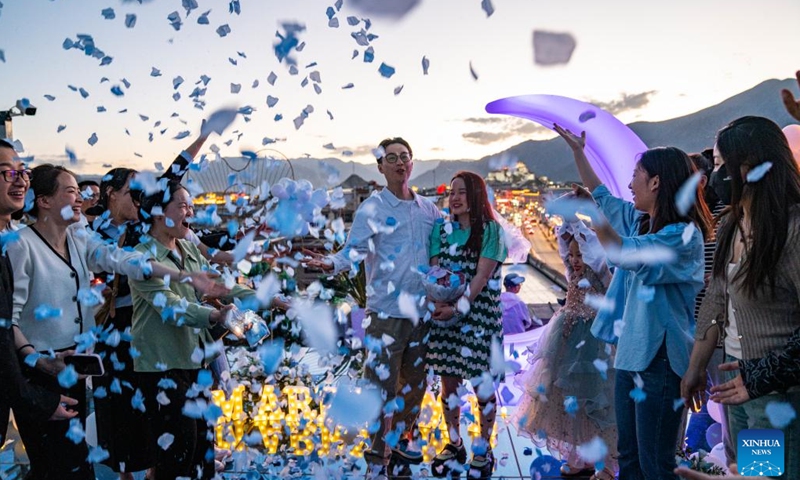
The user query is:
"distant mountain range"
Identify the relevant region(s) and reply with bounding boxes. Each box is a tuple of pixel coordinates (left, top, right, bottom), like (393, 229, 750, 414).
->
(283, 78, 799, 189)
(111, 78, 797, 193)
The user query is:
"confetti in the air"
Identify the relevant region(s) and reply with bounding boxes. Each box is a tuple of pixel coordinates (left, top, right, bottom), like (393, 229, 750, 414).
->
(746, 162, 773, 183)
(533, 30, 577, 66)
(481, 0, 495, 17)
(675, 171, 703, 216)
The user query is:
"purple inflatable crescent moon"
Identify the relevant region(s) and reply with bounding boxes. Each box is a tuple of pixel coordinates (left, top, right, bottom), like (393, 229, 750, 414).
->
(486, 95, 648, 201)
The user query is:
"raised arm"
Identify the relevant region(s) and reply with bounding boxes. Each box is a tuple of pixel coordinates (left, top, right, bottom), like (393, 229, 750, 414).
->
(781, 70, 800, 121)
(554, 124, 602, 192)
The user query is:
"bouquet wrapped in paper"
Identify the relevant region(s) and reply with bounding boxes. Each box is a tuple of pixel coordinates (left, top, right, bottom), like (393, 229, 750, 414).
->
(422, 266, 467, 327)
(225, 307, 271, 347)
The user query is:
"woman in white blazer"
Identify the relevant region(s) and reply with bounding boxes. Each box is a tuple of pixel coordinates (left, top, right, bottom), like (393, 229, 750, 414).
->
(7, 164, 225, 480)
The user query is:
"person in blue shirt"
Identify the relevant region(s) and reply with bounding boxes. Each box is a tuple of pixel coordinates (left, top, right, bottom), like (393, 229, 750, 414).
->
(554, 124, 712, 480)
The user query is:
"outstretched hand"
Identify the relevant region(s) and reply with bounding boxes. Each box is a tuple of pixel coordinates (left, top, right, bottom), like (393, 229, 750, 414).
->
(781, 70, 800, 121)
(571, 183, 593, 201)
(188, 271, 231, 298)
(49, 395, 79, 421)
(554, 124, 586, 152)
(302, 248, 334, 272)
(709, 361, 751, 405)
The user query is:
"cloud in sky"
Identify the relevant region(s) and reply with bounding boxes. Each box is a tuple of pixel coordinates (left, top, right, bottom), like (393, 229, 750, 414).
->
(587, 90, 657, 115)
(461, 117, 552, 145)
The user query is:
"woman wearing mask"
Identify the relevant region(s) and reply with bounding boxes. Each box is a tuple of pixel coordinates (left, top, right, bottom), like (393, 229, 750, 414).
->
(683, 116, 800, 477)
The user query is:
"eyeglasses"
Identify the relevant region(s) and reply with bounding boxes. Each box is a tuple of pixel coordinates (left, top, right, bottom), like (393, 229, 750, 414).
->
(1, 169, 31, 183)
(383, 153, 412, 164)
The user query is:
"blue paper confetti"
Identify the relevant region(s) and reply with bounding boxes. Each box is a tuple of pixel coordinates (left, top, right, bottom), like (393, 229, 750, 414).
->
(564, 395, 578, 416)
(182, 0, 199, 16)
(197, 10, 210, 25)
(65, 147, 78, 164)
(34, 304, 62, 320)
(150, 67, 162, 77)
(629, 387, 647, 403)
(481, 0, 495, 17)
(87, 446, 110, 463)
(58, 365, 79, 388)
(746, 162, 773, 183)
(378, 62, 395, 78)
(101, 8, 115, 20)
(765, 401, 796, 429)
(167, 11, 182, 31)
(469, 61, 479, 80)
(266, 95, 279, 107)
(66, 418, 85, 444)
(110, 85, 124, 96)
(217, 24, 231, 37)
(125, 14, 136, 28)
(579, 110, 596, 123)
(88, 133, 98, 146)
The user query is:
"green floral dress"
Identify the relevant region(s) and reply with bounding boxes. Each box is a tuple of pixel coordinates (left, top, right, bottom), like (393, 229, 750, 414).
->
(426, 220, 507, 379)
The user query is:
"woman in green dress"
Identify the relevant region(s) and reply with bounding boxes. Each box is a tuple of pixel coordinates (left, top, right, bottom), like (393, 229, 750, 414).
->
(428, 171, 507, 479)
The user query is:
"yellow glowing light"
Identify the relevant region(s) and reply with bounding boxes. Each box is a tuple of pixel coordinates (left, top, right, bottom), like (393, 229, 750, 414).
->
(212, 386, 497, 460)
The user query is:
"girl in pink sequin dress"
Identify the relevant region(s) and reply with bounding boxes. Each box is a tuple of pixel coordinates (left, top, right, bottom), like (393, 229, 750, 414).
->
(514, 220, 618, 480)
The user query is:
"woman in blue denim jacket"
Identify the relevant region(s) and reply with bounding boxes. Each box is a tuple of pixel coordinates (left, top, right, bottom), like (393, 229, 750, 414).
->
(554, 124, 712, 480)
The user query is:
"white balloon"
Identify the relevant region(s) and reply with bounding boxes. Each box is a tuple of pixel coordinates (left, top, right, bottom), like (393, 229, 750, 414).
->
(707, 399, 724, 424)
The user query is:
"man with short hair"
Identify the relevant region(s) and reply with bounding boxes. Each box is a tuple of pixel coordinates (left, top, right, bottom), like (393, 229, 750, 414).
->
(0, 139, 77, 445)
(307, 137, 440, 480)
(500, 273, 536, 334)
(78, 179, 100, 223)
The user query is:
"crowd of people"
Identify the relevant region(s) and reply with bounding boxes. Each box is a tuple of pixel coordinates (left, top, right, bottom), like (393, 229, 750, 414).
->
(0, 71, 799, 480)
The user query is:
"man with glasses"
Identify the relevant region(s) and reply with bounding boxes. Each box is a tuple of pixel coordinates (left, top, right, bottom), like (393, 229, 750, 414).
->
(307, 137, 440, 480)
(0, 138, 78, 445)
(78, 180, 100, 223)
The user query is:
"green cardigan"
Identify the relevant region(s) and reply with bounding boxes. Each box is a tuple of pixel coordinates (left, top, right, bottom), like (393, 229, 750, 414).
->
(130, 238, 254, 372)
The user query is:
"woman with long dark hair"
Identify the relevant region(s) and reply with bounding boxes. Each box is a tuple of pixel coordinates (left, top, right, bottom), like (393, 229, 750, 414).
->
(555, 124, 711, 480)
(683, 116, 800, 477)
(427, 171, 507, 480)
(8, 165, 224, 480)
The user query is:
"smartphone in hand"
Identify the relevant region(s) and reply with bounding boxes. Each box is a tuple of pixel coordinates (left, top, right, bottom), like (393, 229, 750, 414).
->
(64, 353, 105, 376)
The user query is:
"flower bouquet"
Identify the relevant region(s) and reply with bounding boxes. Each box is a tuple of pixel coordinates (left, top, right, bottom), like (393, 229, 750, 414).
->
(225, 307, 271, 347)
(422, 265, 467, 328)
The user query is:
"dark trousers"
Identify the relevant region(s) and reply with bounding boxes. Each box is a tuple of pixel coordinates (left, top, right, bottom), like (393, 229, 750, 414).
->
(615, 342, 684, 480)
(139, 369, 214, 480)
(14, 368, 94, 480)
